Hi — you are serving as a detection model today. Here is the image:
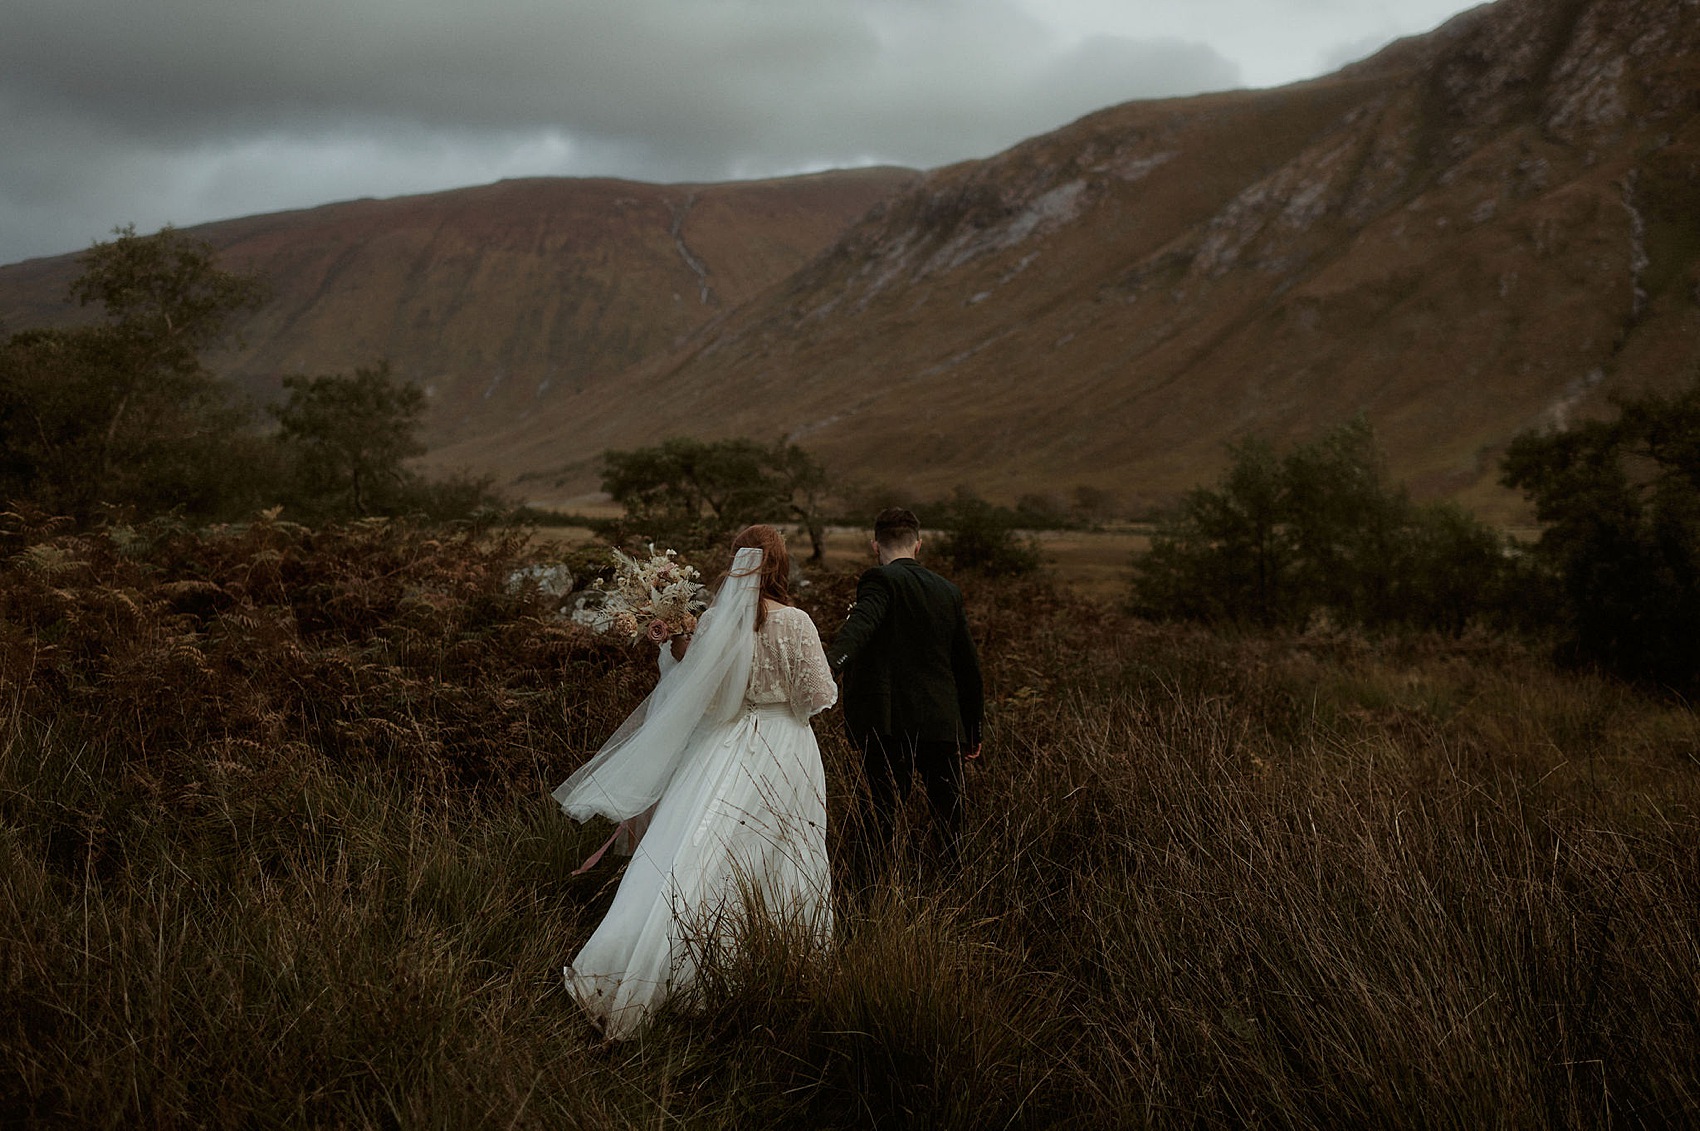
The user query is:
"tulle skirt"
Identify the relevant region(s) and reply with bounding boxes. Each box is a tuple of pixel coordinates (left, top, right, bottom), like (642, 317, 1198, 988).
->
(564, 704, 831, 1038)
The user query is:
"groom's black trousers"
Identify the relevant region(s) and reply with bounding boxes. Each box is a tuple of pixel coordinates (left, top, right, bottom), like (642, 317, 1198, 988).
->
(858, 733, 965, 866)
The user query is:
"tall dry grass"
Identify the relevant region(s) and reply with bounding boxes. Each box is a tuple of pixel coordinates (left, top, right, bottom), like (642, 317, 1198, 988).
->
(2, 516, 1696, 1126)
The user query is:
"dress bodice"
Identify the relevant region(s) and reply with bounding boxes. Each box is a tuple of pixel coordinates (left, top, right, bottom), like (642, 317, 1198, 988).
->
(654, 603, 838, 720)
(745, 604, 839, 718)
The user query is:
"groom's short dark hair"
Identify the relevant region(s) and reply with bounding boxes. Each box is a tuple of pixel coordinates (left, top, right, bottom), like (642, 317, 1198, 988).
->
(873, 507, 921, 548)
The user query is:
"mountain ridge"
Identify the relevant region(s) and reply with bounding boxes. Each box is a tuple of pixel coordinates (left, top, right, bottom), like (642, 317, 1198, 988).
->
(0, 166, 919, 447)
(5, 0, 1697, 522)
(429, 0, 1700, 520)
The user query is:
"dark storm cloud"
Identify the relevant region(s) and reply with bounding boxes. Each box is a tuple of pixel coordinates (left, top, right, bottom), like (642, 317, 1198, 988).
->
(0, 0, 1242, 263)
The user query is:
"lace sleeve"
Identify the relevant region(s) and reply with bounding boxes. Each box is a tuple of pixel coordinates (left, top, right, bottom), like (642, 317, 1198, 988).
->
(777, 607, 838, 718)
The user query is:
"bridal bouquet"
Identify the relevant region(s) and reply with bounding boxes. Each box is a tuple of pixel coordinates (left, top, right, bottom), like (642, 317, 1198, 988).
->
(587, 545, 708, 644)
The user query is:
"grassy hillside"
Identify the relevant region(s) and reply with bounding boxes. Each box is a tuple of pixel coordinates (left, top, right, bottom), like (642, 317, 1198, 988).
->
(2, 518, 1696, 1126)
(0, 169, 917, 449)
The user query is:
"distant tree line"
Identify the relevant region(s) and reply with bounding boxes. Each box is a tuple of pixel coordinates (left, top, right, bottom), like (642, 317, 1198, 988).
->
(597, 439, 1058, 576)
(1131, 400, 1700, 691)
(53, 230, 1683, 689)
(1130, 419, 1511, 634)
(0, 226, 498, 527)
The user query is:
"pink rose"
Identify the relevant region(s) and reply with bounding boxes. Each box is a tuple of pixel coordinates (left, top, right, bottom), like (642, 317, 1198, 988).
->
(647, 619, 672, 644)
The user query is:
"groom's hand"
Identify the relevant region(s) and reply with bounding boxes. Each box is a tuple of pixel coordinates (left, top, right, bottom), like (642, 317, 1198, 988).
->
(965, 743, 982, 762)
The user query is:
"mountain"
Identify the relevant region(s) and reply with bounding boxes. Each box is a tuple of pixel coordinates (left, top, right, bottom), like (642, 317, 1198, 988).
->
(0, 168, 918, 446)
(430, 0, 1700, 519)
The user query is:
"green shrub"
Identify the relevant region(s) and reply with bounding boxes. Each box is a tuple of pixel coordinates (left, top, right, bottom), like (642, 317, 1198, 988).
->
(0, 227, 506, 529)
(1132, 420, 1511, 632)
(1501, 379, 1700, 688)
(0, 226, 265, 523)
(1132, 437, 1291, 625)
(925, 488, 1042, 577)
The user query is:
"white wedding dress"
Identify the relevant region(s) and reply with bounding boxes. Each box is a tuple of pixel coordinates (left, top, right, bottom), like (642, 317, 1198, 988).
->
(552, 548, 837, 1039)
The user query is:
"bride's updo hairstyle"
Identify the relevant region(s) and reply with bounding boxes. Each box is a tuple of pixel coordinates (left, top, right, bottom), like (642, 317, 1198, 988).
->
(729, 524, 791, 631)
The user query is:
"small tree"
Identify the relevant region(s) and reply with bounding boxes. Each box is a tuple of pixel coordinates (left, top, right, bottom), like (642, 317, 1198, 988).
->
(71, 223, 268, 361)
(0, 225, 266, 521)
(271, 362, 427, 517)
(1132, 438, 1291, 625)
(1283, 419, 1407, 626)
(600, 437, 829, 553)
(772, 441, 830, 562)
(604, 439, 775, 528)
(1395, 500, 1518, 635)
(1501, 380, 1700, 686)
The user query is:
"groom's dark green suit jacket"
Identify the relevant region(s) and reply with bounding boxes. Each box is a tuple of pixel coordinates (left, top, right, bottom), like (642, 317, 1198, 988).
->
(828, 557, 983, 749)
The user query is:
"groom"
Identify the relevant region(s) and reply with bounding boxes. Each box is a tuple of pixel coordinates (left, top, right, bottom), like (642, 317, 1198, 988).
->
(829, 507, 983, 870)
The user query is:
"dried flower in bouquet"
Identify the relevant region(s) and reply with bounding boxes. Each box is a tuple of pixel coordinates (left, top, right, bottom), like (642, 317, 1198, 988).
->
(577, 545, 708, 644)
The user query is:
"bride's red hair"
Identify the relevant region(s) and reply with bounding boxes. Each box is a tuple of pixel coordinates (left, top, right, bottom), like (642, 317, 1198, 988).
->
(729, 524, 791, 630)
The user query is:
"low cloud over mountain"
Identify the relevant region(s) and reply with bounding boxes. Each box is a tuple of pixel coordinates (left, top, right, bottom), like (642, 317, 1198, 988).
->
(0, 0, 1245, 263)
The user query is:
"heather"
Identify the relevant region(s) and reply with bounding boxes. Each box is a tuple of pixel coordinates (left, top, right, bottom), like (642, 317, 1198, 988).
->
(3, 515, 1697, 1127)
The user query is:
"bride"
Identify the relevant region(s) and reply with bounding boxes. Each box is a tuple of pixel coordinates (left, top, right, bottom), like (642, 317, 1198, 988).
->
(552, 524, 838, 1038)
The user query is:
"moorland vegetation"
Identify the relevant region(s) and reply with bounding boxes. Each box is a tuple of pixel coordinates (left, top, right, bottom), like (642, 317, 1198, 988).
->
(2, 514, 1697, 1126)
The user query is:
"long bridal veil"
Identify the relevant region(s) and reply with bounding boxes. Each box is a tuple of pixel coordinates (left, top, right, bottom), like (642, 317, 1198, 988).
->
(554, 542, 835, 1038)
(552, 546, 763, 823)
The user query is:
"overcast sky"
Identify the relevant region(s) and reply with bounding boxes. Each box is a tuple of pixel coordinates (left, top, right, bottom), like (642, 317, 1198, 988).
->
(0, 0, 1483, 266)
